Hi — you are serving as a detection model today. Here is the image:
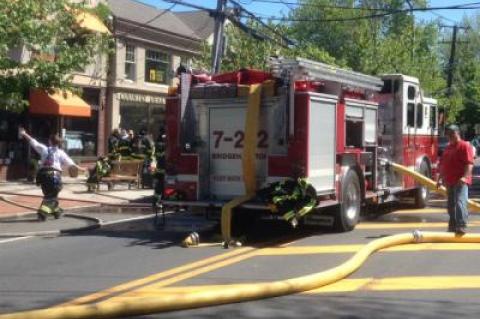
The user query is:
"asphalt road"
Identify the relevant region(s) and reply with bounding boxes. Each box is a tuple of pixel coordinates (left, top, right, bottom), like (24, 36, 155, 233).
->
(2, 198, 480, 318)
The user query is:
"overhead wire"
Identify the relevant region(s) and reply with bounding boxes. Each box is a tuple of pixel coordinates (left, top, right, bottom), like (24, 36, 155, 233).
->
(237, 3, 480, 23)
(229, 0, 295, 46)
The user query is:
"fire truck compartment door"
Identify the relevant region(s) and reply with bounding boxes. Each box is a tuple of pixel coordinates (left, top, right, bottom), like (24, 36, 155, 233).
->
(206, 97, 285, 199)
(308, 94, 338, 194)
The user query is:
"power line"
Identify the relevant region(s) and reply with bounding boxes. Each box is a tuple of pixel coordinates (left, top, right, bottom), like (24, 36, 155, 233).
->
(244, 4, 480, 23)
(116, 3, 177, 38)
(229, 0, 294, 46)
(240, 0, 480, 11)
(237, 0, 392, 11)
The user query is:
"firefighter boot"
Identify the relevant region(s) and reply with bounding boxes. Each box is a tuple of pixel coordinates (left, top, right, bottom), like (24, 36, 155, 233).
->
(37, 201, 53, 221)
(53, 203, 63, 219)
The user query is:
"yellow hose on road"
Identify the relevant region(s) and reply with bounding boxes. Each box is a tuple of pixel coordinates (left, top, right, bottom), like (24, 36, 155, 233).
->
(2, 231, 480, 319)
(3, 164, 479, 318)
(389, 162, 480, 212)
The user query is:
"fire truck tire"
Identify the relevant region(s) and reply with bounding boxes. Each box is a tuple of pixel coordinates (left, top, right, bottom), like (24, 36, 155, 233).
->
(335, 170, 361, 232)
(414, 161, 430, 208)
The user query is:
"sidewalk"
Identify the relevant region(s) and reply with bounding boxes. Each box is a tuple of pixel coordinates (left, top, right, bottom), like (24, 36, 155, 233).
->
(0, 176, 154, 221)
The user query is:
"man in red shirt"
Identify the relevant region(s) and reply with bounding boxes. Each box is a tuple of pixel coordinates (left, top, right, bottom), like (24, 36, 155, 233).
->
(438, 124, 474, 234)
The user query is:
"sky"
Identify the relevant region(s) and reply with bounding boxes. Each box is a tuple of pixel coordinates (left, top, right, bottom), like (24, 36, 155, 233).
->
(137, 0, 480, 25)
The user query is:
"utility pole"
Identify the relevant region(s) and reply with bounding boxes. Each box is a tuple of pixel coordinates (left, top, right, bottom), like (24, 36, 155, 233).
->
(211, 0, 227, 74)
(439, 24, 468, 133)
(405, 0, 415, 62)
(446, 25, 458, 96)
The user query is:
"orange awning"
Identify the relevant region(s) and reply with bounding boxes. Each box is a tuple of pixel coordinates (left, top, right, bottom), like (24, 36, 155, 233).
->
(29, 89, 91, 117)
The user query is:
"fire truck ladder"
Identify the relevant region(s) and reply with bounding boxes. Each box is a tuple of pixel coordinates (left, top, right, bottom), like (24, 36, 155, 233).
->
(269, 57, 384, 92)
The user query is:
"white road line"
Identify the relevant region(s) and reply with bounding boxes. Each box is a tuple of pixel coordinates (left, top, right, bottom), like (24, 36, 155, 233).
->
(0, 236, 33, 244)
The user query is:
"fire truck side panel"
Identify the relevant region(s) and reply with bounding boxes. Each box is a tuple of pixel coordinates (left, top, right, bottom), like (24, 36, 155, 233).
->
(165, 97, 200, 200)
(336, 101, 346, 154)
(268, 93, 309, 179)
(306, 93, 338, 194)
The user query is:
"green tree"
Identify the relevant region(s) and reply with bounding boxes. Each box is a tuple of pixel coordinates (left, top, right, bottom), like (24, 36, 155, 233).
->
(0, 0, 112, 112)
(197, 21, 336, 72)
(447, 13, 480, 130)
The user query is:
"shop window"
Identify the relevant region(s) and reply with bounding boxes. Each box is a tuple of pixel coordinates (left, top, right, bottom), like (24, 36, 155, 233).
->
(145, 49, 170, 84)
(63, 111, 98, 157)
(125, 44, 135, 81)
(120, 103, 165, 140)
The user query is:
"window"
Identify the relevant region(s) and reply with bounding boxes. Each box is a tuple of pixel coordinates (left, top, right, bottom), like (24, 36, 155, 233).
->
(145, 49, 170, 84)
(416, 103, 423, 128)
(430, 105, 437, 129)
(125, 45, 135, 80)
(407, 103, 415, 127)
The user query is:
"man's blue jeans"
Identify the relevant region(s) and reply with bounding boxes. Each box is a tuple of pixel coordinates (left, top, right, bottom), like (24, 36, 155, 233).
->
(447, 183, 469, 228)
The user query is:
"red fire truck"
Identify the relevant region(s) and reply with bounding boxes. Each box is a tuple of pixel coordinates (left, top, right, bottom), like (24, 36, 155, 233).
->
(160, 57, 438, 232)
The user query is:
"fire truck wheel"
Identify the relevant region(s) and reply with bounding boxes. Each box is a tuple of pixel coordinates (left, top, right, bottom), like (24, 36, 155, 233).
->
(335, 170, 361, 232)
(414, 162, 430, 208)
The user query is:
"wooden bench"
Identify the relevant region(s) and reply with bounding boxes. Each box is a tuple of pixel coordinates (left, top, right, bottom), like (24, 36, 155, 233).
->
(98, 160, 142, 191)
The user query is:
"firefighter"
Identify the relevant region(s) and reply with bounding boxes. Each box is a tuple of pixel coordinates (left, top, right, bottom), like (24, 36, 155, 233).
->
(153, 127, 166, 204)
(118, 128, 133, 157)
(86, 156, 111, 192)
(19, 128, 86, 221)
(132, 129, 156, 187)
(107, 129, 121, 160)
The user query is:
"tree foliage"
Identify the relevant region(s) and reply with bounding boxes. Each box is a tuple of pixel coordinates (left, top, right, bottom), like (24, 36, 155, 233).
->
(445, 13, 480, 130)
(0, 0, 112, 112)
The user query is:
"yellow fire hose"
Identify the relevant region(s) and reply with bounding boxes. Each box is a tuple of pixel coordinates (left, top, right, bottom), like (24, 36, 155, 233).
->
(2, 231, 480, 319)
(220, 84, 262, 244)
(2, 161, 480, 318)
(389, 162, 480, 212)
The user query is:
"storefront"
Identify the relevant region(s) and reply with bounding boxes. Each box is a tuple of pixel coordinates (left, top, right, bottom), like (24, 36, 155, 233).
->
(113, 91, 166, 140)
(0, 110, 28, 180)
(29, 88, 103, 160)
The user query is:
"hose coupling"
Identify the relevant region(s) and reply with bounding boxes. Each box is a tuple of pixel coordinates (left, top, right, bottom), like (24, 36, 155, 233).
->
(412, 229, 423, 243)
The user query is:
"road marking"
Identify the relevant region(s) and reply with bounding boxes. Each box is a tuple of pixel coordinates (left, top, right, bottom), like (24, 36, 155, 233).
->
(0, 236, 32, 244)
(93, 242, 480, 304)
(357, 220, 480, 229)
(258, 243, 480, 255)
(391, 208, 446, 214)
(305, 276, 480, 293)
(59, 246, 256, 306)
(85, 275, 480, 300)
(97, 249, 264, 303)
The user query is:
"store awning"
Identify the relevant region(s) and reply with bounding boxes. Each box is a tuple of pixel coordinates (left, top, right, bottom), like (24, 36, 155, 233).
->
(29, 89, 91, 117)
(75, 10, 111, 35)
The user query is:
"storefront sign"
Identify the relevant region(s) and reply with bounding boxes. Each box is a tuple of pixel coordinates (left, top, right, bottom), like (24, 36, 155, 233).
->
(118, 93, 166, 105)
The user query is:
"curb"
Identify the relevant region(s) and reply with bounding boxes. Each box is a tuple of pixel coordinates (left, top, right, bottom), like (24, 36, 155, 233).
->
(0, 213, 102, 238)
(0, 212, 157, 238)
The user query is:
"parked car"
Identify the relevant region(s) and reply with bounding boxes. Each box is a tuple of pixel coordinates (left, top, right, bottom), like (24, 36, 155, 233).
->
(470, 136, 480, 157)
(438, 136, 449, 157)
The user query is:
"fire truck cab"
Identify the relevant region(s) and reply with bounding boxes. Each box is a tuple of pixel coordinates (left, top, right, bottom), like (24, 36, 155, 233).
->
(162, 57, 438, 232)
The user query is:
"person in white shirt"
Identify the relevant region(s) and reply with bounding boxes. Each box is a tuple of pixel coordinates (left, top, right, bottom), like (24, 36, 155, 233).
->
(19, 128, 86, 221)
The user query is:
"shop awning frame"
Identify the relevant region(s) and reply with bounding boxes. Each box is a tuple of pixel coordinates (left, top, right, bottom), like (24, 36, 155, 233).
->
(29, 89, 91, 118)
(74, 10, 111, 35)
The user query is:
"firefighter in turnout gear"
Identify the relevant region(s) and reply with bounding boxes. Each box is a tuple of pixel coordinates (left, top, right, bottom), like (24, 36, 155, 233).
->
(133, 129, 156, 188)
(153, 128, 166, 205)
(86, 156, 111, 192)
(19, 128, 86, 221)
